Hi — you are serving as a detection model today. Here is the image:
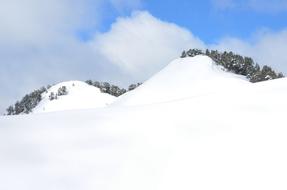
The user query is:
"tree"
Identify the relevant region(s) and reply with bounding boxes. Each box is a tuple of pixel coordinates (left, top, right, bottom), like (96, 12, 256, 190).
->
(49, 92, 56, 101)
(85, 80, 132, 96)
(185, 49, 203, 57)
(180, 51, 187, 58)
(57, 86, 68, 96)
(102, 82, 111, 93)
(128, 83, 142, 91)
(93, 81, 101, 88)
(86, 80, 93, 85)
(278, 72, 284, 78)
(6, 106, 14, 115)
(128, 84, 137, 91)
(14, 101, 24, 115)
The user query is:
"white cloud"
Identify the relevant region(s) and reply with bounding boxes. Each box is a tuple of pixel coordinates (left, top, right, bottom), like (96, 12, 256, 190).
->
(211, 0, 236, 10)
(211, 0, 287, 13)
(0, 0, 102, 47)
(110, 0, 142, 12)
(93, 11, 205, 80)
(248, 0, 287, 13)
(0, 0, 142, 46)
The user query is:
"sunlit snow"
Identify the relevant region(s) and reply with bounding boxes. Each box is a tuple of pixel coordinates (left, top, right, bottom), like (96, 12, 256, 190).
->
(33, 81, 116, 113)
(1, 55, 287, 190)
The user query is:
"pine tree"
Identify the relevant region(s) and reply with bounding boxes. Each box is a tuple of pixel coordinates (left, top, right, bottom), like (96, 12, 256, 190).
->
(6, 106, 14, 115)
(86, 80, 93, 85)
(180, 51, 187, 58)
(57, 86, 68, 96)
(49, 92, 56, 101)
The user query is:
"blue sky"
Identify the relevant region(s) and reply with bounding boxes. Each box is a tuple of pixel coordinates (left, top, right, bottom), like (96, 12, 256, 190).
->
(92, 0, 287, 43)
(145, 0, 287, 42)
(0, 0, 287, 113)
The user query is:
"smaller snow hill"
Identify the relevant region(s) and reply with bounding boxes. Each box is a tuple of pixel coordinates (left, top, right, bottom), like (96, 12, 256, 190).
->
(33, 81, 116, 113)
(114, 55, 250, 106)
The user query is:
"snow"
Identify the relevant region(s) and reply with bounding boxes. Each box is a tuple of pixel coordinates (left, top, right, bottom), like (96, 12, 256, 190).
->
(1, 55, 287, 190)
(113, 55, 249, 106)
(32, 81, 116, 113)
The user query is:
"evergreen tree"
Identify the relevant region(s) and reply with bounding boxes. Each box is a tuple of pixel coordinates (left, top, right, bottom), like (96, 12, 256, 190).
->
(6, 106, 14, 115)
(49, 92, 56, 101)
(86, 80, 93, 85)
(128, 84, 137, 91)
(180, 51, 187, 58)
(128, 83, 142, 91)
(57, 86, 68, 96)
(85, 80, 132, 96)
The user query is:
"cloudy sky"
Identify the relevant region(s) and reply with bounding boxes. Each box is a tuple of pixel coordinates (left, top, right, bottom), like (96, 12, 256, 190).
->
(1, 0, 287, 113)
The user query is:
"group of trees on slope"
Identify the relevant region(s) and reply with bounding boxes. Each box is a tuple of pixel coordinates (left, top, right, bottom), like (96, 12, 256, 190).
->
(5, 81, 142, 115)
(6, 87, 48, 115)
(48, 86, 68, 101)
(85, 80, 142, 97)
(181, 49, 284, 82)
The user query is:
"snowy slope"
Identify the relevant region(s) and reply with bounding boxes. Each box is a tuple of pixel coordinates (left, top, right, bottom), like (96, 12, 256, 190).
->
(33, 81, 116, 113)
(0, 56, 287, 190)
(114, 55, 249, 106)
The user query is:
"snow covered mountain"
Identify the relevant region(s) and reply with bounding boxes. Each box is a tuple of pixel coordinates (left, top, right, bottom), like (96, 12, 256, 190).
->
(32, 81, 116, 113)
(1, 55, 287, 190)
(114, 55, 249, 106)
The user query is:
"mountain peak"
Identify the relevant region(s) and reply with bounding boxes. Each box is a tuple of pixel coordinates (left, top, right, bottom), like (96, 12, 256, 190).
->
(32, 80, 116, 113)
(114, 55, 249, 106)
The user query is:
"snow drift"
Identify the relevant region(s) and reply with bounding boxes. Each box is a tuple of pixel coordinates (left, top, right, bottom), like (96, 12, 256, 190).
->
(33, 81, 116, 113)
(1, 55, 287, 190)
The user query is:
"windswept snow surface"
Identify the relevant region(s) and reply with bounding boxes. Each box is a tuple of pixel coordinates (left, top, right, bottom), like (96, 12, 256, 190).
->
(33, 81, 116, 113)
(1, 56, 287, 190)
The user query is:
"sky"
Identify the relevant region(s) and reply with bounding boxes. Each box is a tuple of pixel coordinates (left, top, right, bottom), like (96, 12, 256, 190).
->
(1, 0, 287, 113)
